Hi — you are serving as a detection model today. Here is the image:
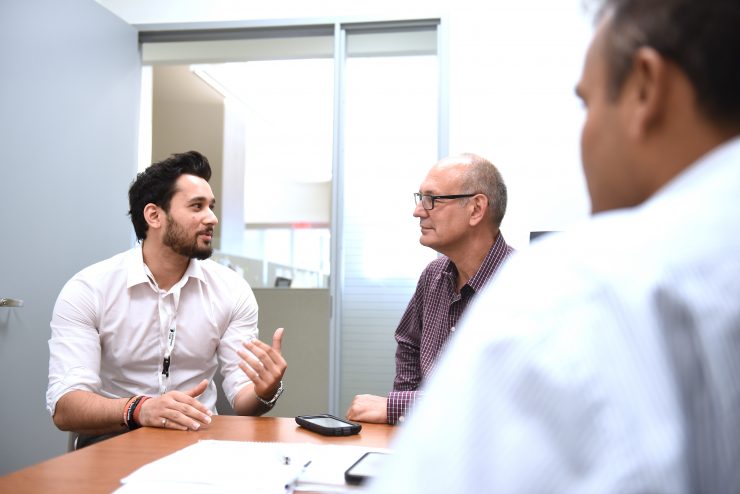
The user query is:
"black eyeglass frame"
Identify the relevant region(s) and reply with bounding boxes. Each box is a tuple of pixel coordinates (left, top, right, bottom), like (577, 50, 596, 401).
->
(413, 192, 477, 210)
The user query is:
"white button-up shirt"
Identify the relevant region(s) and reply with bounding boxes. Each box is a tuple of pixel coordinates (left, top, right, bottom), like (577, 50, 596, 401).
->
(47, 246, 258, 415)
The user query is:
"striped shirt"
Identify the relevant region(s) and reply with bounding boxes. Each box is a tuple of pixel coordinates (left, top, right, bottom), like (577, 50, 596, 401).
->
(388, 233, 513, 424)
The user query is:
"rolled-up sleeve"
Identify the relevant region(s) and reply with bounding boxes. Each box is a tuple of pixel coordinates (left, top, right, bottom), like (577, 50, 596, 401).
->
(217, 283, 259, 408)
(46, 278, 103, 416)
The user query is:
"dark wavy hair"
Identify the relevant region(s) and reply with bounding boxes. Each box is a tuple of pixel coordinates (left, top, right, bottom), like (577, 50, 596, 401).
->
(597, 0, 740, 128)
(128, 151, 212, 241)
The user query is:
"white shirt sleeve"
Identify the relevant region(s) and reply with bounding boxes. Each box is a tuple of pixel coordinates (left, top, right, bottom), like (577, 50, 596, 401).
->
(216, 278, 259, 408)
(46, 276, 104, 416)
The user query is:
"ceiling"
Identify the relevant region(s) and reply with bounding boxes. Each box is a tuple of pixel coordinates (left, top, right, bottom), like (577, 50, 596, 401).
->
(96, 0, 438, 26)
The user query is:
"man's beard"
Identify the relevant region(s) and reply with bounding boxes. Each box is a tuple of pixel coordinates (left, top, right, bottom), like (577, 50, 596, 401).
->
(163, 215, 213, 260)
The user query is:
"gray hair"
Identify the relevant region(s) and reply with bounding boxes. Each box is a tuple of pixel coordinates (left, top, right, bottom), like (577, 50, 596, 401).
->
(457, 153, 508, 227)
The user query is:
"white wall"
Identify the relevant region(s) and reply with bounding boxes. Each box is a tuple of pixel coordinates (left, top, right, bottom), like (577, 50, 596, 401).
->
(447, 0, 592, 248)
(99, 0, 594, 249)
(245, 180, 331, 224)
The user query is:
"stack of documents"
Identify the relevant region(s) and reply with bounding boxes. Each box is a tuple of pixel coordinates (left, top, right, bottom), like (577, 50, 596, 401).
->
(117, 440, 390, 493)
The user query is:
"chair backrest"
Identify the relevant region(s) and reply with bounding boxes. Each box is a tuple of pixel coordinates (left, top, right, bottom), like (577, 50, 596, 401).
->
(67, 432, 78, 452)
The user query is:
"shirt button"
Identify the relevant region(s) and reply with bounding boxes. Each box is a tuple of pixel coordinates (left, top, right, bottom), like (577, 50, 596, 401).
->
(450, 326, 456, 332)
(398, 415, 405, 423)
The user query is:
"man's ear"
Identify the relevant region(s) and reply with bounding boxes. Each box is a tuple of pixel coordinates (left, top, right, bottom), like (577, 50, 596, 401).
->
(625, 47, 671, 139)
(468, 194, 489, 227)
(143, 203, 163, 230)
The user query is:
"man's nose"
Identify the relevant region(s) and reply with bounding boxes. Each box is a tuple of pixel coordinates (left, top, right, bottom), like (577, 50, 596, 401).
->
(413, 201, 428, 218)
(205, 208, 218, 225)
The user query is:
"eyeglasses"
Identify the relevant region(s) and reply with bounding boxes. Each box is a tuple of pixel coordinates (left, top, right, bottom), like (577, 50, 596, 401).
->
(413, 192, 477, 210)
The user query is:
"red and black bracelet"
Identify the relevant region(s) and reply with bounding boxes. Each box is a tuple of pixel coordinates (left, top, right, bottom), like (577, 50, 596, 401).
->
(122, 396, 137, 429)
(132, 396, 151, 427)
(124, 395, 146, 430)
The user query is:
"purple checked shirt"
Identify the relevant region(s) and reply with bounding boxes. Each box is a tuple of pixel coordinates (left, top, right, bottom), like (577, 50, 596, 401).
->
(388, 233, 514, 424)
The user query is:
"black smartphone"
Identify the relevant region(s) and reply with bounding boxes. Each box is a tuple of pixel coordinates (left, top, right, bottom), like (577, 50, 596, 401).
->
(295, 414, 362, 436)
(344, 451, 390, 485)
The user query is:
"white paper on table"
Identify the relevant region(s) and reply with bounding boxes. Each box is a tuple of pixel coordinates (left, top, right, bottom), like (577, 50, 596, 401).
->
(292, 443, 390, 492)
(116, 439, 390, 493)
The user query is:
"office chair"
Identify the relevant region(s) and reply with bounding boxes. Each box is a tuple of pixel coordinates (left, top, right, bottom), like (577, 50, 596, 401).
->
(67, 432, 78, 452)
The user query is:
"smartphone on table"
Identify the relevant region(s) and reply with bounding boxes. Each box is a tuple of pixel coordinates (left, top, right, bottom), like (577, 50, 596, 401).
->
(344, 451, 390, 485)
(295, 414, 362, 436)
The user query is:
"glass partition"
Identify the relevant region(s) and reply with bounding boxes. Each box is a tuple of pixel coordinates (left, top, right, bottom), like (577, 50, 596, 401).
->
(337, 41, 440, 412)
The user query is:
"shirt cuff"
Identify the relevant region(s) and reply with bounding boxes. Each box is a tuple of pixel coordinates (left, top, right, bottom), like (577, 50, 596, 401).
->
(387, 390, 417, 425)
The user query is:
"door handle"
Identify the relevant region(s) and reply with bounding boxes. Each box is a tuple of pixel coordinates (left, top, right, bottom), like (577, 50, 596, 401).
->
(0, 298, 24, 308)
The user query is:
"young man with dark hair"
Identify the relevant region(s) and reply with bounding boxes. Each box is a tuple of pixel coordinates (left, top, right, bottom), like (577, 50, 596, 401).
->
(47, 151, 287, 448)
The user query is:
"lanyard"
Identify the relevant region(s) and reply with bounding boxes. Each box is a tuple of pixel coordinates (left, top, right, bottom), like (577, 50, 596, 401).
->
(158, 325, 176, 394)
(144, 262, 184, 395)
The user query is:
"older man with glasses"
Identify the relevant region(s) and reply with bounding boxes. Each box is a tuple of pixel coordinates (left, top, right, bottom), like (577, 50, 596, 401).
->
(346, 153, 514, 425)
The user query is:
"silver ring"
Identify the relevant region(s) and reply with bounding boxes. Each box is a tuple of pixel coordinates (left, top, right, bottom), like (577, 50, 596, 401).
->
(162, 418, 168, 428)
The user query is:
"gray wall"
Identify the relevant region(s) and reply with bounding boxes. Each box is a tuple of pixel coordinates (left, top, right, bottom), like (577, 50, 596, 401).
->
(0, 0, 140, 475)
(215, 288, 331, 418)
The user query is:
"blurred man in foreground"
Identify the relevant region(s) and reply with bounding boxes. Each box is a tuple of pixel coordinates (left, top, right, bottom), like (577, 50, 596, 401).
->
(370, 0, 740, 491)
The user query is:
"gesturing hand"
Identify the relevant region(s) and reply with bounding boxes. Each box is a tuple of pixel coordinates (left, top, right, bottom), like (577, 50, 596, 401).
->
(139, 379, 213, 431)
(237, 327, 287, 401)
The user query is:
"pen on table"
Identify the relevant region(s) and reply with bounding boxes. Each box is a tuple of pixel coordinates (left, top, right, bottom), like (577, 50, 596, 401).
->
(284, 459, 312, 492)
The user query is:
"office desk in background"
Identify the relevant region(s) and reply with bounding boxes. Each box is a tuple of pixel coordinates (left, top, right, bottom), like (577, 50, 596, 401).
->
(0, 416, 395, 493)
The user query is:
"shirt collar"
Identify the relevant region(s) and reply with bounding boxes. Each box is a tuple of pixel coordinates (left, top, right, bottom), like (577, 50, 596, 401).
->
(648, 135, 740, 206)
(125, 244, 207, 289)
(461, 232, 513, 292)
